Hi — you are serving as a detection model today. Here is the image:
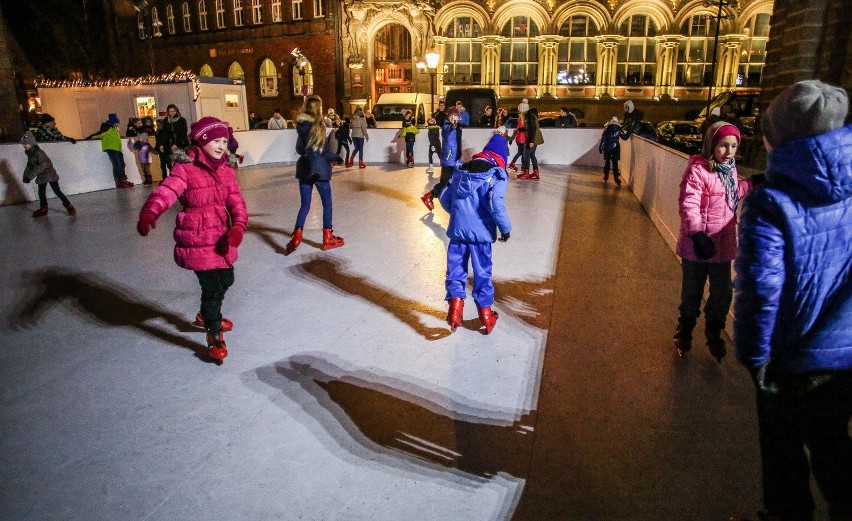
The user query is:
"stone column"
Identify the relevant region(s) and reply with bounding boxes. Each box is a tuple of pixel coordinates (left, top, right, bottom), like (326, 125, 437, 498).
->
(655, 35, 682, 99)
(595, 35, 622, 98)
(716, 34, 746, 89)
(536, 36, 560, 98)
(480, 36, 502, 90)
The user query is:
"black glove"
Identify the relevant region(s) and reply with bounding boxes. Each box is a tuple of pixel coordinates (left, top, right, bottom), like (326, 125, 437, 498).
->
(691, 232, 716, 260)
(498, 233, 510, 242)
(22, 176, 31, 184)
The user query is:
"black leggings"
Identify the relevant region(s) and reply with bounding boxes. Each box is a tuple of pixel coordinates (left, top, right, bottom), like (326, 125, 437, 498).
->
(336, 142, 350, 161)
(430, 166, 454, 198)
(195, 268, 235, 338)
(510, 141, 524, 165)
(38, 182, 71, 208)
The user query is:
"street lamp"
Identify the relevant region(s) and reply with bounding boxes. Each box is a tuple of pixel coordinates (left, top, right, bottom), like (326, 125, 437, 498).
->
(291, 48, 309, 98)
(703, 0, 738, 116)
(417, 50, 440, 121)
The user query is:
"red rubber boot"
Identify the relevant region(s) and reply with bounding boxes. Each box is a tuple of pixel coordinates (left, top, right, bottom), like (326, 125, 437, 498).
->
(477, 306, 499, 334)
(284, 228, 303, 255)
(207, 331, 228, 365)
(421, 192, 434, 211)
(194, 313, 233, 332)
(529, 169, 540, 180)
(359, 160, 366, 169)
(517, 168, 530, 179)
(346, 157, 354, 168)
(508, 162, 518, 172)
(322, 228, 344, 250)
(447, 297, 464, 332)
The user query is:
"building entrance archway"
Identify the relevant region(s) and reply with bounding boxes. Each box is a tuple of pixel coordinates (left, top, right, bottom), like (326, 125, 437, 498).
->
(372, 23, 414, 101)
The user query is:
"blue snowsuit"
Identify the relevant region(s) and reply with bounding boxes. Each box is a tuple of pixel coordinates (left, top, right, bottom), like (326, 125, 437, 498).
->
(438, 159, 511, 307)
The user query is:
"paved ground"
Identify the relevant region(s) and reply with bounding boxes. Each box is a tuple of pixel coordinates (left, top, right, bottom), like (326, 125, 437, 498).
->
(0, 162, 829, 520)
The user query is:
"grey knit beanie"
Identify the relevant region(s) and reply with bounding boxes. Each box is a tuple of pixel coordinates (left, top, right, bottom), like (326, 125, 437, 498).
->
(21, 131, 37, 145)
(763, 80, 849, 146)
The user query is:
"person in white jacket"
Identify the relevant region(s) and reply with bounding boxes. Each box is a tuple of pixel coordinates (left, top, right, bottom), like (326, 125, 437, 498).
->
(267, 108, 288, 130)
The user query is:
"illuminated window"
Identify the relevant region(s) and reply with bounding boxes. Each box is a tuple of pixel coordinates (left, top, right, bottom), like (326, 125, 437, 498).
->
(135, 96, 157, 118)
(166, 5, 176, 34)
(200, 63, 214, 76)
(228, 61, 245, 80)
(292, 0, 303, 20)
(251, 0, 262, 23)
(234, 0, 244, 26)
(198, 0, 208, 30)
(271, 0, 281, 21)
(225, 93, 240, 108)
(676, 14, 717, 86)
(259, 58, 278, 97)
(293, 59, 313, 96)
(442, 17, 481, 85)
(557, 15, 599, 85)
(738, 12, 771, 86)
(182, 2, 192, 31)
(313, 0, 323, 17)
(617, 14, 657, 85)
(137, 13, 148, 39)
(215, 0, 226, 28)
(500, 16, 540, 85)
(151, 7, 163, 36)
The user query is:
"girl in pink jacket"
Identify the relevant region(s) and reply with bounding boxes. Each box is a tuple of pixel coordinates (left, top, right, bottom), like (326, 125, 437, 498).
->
(673, 122, 750, 362)
(136, 117, 248, 365)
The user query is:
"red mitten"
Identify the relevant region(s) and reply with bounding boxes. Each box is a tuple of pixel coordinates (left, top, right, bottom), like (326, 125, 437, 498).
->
(137, 211, 157, 236)
(216, 226, 244, 255)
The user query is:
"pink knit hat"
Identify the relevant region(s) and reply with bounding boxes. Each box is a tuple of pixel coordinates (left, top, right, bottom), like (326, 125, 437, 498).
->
(701, 121, 741, 157)
(190, 116, 230, 146)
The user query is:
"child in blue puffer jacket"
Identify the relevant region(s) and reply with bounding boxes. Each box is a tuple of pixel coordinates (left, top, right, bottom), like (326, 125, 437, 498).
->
(439, 134, 512, 334)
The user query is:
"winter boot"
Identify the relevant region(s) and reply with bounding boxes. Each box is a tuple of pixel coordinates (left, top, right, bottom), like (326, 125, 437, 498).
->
(322, 228, 344, 250)
(508, 162, 518, 172)
(346, 157, 354, 168)
(603, 171, 609, 182)
(447, 297, 464, 332)
(32, 207, 48, 218)
(117, 178, 134, 188)
(194, 313, 233, 332)
(206, 331, 228, 365)
(706, 321, 727, 363)
(614, 175, 622, 186)
(426, 163, 434, 174)
(477, 306, 499, 334)
(65, 204, 77, 216)
(407, 154, 414, 167)
(517, 168, 531, 179)
(673, 316, 697, 357)
(359, 160, 366, 169)
(529, 169, 540, 180)
(421, 192, 434, 211)
(284, 228, 303, 255)
(143, 175, 153, 186)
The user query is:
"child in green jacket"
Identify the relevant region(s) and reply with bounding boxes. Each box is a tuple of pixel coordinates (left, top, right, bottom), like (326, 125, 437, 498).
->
(91, 113, 133, 188)
(400, 116, 420, 168)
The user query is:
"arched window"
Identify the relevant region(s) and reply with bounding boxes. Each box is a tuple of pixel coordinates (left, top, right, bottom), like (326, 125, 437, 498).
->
(137, 13, 148, 39)
(234, 0, 244, 26)
(228, 61, 245, 80)
(293, 58, 314, 96)
(182, 2, 192, 31)
(271, 0, 282, 22)
(442, 17, 481, 85)
(166, 5, 176, 34)
(215, 0, 226, 28)
(617, 14, 657, 85)
(259, 58, 278, 96)
(557, 15, 599, 85)
(739, 13, 771, 86)
(151, 7, 163, 36)
(500, 16, 540, 85)
(676, 14, 717, 86)
(251, 0, 262, 23)
(198, 0, 208, 30)
(200, 63, 214, 77)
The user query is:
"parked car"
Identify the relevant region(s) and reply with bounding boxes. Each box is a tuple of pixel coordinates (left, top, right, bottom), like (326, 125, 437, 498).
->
(656, 120, 703, 155)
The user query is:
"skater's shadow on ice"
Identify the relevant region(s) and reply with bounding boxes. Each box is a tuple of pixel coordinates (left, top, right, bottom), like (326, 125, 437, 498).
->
(8, 268, 212, 362)
(340, 177, 421, 209)
(246, 221, 321, 255)
(492, 275, 555, 331)
(253, 354, 535, 481)
(290, 257, 451, 340)
(419, 212, 447, 241)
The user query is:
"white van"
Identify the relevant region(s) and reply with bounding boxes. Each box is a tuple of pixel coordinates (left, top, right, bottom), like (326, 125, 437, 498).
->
(372, 93, 441, 128)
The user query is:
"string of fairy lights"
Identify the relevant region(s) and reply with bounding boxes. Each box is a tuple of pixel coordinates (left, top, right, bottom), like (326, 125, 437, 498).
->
(35, 71, 202, 101)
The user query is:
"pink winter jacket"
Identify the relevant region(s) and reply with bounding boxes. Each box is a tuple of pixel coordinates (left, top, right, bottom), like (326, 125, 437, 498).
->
(675, 155, 751, 263)
(140, 150, 248, 271)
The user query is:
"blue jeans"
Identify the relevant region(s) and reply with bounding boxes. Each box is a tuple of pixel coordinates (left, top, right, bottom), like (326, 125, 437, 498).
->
(405, 141, 415, 160)
(445, 241, 494, 307)
(106, 149, 125, 180)
(295, 180, 333, 229)
(352, 137, 364, 161)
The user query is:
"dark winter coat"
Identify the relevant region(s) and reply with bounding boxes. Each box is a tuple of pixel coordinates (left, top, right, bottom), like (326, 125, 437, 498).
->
(599, 123, 629, 159)
(334, 122, 352, 144)
(156, 117, 190, 152)
(480, 113, 495, 128)
(734, 124, 852, 374)
(23, 145, 59, 184)
(622, 109, 644, 136)
(295, 115, 339, 183)
(556, 114, 578, 128)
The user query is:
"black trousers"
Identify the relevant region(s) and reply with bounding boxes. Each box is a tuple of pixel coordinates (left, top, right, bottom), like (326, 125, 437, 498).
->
(603, 151, 621, 179)
(678, 259, 732, 326)
(195, 268, 235, 339)
(428, 142, 442, 164)
(37, 182, 71, 208)
(430, 166, 454, 198)
(755, 370, 852, 520)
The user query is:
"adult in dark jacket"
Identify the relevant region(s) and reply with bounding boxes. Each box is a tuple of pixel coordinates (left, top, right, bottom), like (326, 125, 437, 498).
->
(622, 100, 644, 136)
(518, 108, 542, 180)
(479, 106, 495, 128)
(734, 80, 852, 521)
(556, 107, 578, 128)
(598, 117, 629, 185)
(284, 95, 344, 254)
(155, 104, 190, 180)
(35, 114, 76, 143)
(432, 100, 447, 127)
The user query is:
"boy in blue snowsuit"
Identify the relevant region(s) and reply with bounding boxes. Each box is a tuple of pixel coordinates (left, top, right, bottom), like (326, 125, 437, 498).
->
(439, 134, 512, 334)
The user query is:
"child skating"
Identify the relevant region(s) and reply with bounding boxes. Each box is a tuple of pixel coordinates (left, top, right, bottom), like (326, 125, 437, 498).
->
(598, 116, 629, 185)
(129, 132, 154, 185)
(421, 107, 462, 211)
(400, 119, 420, 167)
(21, 131, 76, 217)
(439, 134, 512, 334)
(426, 117, 441, 174)
(136, 116, 248, 365)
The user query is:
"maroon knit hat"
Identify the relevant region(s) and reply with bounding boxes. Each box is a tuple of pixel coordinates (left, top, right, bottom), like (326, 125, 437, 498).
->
(190, 116, 230, 146)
